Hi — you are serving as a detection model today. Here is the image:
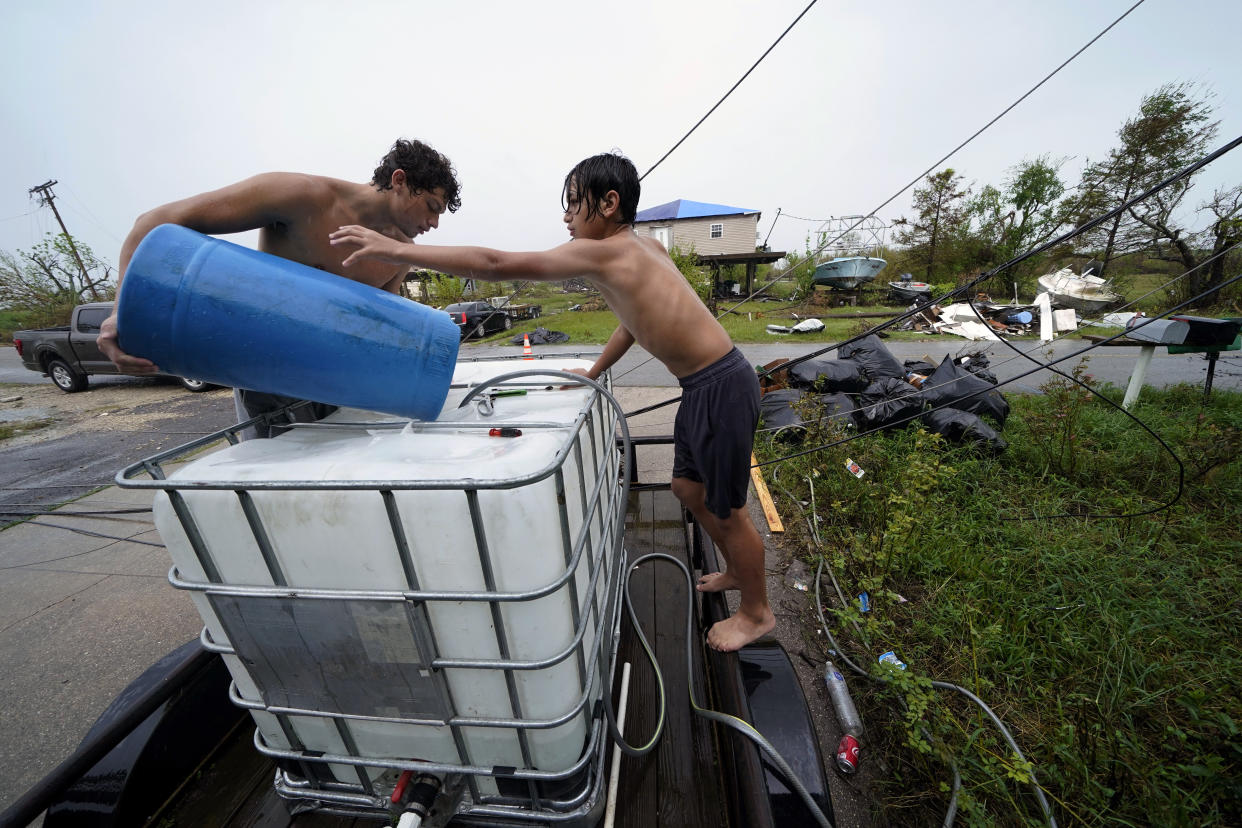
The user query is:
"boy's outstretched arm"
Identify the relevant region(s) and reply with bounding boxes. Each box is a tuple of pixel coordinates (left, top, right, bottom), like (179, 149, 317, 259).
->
(102, 173, 322, 373)
(570, 325, 635, 381)
(329, 225, 608, 282)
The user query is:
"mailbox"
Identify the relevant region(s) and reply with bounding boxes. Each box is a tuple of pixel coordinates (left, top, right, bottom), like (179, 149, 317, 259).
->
(1123, 316, 1241, 409)
(1125, 317, 1190, 345)
(1168, 315, 1242, 348)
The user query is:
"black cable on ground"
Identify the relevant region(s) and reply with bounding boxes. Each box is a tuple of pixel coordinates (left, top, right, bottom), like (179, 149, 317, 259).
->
(1, 506, 152, 517)
(8, 519, 164, 549)
(812, 557, 1055, 827)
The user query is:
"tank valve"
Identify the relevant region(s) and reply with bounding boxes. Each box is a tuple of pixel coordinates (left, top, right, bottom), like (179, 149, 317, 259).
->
(392, 771, 442, 827)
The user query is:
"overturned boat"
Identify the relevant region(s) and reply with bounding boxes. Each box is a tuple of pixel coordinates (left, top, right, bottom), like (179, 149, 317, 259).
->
(812, 256, 887, 289)
(1036, 267, 1122, 313)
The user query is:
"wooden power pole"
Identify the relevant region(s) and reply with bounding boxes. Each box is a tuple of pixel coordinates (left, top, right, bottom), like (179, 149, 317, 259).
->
(28, 179, 102, 300)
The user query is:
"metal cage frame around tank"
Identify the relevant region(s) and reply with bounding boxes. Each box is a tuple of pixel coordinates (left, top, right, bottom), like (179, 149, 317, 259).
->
(115, 370, 630, 825)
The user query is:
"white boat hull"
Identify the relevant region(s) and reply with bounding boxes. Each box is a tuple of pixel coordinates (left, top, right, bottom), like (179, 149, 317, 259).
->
(812, 257, 887, 289)
(1037, 268, 1121, 313)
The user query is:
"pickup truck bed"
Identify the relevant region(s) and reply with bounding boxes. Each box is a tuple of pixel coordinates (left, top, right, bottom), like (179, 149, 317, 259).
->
(9, 404, 833, 828)
(24, 483, 831, 828)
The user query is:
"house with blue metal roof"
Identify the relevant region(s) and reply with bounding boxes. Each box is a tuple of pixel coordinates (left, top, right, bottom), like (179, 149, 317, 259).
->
(634, 199, 761, 256)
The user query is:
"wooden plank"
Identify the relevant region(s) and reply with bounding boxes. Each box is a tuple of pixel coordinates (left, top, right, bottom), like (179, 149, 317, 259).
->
(616, 490, 660, 827)
(153, 720, 285, 827)
(652, 496, 706, 827)
(749, 453, 784, 533)
(613, 489, 728, 828)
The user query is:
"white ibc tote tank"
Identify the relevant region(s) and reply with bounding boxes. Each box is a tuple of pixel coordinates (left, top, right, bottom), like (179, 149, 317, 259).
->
(151, 358, 623, 795)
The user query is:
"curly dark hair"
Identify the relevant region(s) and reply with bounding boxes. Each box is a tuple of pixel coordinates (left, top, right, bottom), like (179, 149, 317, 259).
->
(372, 139, 462, 212)
(562, 152, 639, 225)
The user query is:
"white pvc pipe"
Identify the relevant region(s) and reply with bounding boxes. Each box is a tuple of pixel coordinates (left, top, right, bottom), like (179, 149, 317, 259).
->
(603, 662, 633, 828)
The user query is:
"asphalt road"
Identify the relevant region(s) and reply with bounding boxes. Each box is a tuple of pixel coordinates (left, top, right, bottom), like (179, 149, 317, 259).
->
(3, 336, 1239, 516)
(7, 336, 1240, 392)
(1, 348, 238, 520)
(474, 335, 1242, 395)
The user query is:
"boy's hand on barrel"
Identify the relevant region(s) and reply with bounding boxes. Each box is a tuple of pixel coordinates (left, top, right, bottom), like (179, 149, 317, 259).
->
(330, 225, 409, 268)
(98, 313, 159, 374)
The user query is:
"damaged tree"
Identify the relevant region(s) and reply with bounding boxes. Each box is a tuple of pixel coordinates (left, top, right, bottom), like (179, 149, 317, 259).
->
(1066, 83, 1239, 306)
(893, 169, 972, 284)
(0, 233, 115, 331)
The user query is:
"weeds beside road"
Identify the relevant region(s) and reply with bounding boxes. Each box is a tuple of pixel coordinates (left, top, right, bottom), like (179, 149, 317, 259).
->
(757, 380, 1242, 825)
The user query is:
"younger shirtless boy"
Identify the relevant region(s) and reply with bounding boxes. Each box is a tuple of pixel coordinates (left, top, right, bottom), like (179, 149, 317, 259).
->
(329, 152, 774, 651)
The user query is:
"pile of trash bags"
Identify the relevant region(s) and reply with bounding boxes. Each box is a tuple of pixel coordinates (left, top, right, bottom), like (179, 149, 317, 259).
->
(759, 334, 1009, 454)
(510, 327, 570, 345)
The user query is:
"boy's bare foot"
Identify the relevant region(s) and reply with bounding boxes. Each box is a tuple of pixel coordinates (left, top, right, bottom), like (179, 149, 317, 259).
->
(696, 571, 740, 593)
(706, 608, 776, 652)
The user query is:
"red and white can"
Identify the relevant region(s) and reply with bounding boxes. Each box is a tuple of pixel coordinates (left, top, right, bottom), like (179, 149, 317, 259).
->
(835, 734, 860, 774)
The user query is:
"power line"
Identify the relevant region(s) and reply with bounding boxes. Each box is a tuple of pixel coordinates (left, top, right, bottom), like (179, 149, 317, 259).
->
(639, 0, 820, 182)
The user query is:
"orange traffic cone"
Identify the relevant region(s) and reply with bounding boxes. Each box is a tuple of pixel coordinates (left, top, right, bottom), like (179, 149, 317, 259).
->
(522, 333, 534, 360)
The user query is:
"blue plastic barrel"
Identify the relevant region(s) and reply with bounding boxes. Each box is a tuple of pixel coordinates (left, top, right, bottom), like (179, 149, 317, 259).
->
(117, 224, 460, 420)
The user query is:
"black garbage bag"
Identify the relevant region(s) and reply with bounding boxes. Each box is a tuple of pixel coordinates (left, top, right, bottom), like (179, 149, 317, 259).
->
(759, 389, 807, 436)
(789, 358, 869, 393)
(922, 408, 1008, 454)
(902, 358, 938, 377)
(839, 334, 906, 380)
(759, 389, 856, 442)
(817, 392, 858, 427)
(921, 357, 1009, 427)
(510, 326, 570, 345)
(956, 351, 999, 385)
(853, 378, 925, 431)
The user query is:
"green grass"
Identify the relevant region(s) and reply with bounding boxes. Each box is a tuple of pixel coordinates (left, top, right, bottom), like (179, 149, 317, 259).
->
(755, 380, 1242, 826)
(454, 278, 1241, 348)
(0, 417, 54, 442)
(465, 299, 953, 345)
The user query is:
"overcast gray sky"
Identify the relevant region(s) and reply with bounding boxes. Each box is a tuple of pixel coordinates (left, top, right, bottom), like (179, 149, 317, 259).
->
(2, 0, 1239, 272)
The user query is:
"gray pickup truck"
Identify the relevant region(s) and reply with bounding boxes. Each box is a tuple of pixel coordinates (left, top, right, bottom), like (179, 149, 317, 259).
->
(13, 302, 212, 393)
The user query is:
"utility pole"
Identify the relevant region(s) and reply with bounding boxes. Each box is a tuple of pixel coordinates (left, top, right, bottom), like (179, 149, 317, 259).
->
(28, 179, 102, 300)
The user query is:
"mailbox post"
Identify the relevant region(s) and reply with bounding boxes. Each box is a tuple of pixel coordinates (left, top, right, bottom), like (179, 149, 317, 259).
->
(1121, 316, 1242, 409)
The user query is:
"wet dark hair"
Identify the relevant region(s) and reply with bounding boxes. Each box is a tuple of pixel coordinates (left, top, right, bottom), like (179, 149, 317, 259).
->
(561, 152, 639, 225)
(372, 139, 462, 212)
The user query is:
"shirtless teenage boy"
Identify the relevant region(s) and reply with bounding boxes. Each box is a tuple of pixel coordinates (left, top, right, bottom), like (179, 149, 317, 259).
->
(328, 152, 774, 652)
(97, 139, 461, 436)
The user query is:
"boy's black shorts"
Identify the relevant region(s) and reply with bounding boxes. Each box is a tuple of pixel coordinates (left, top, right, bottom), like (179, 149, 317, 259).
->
(672, 347, 760, 519)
